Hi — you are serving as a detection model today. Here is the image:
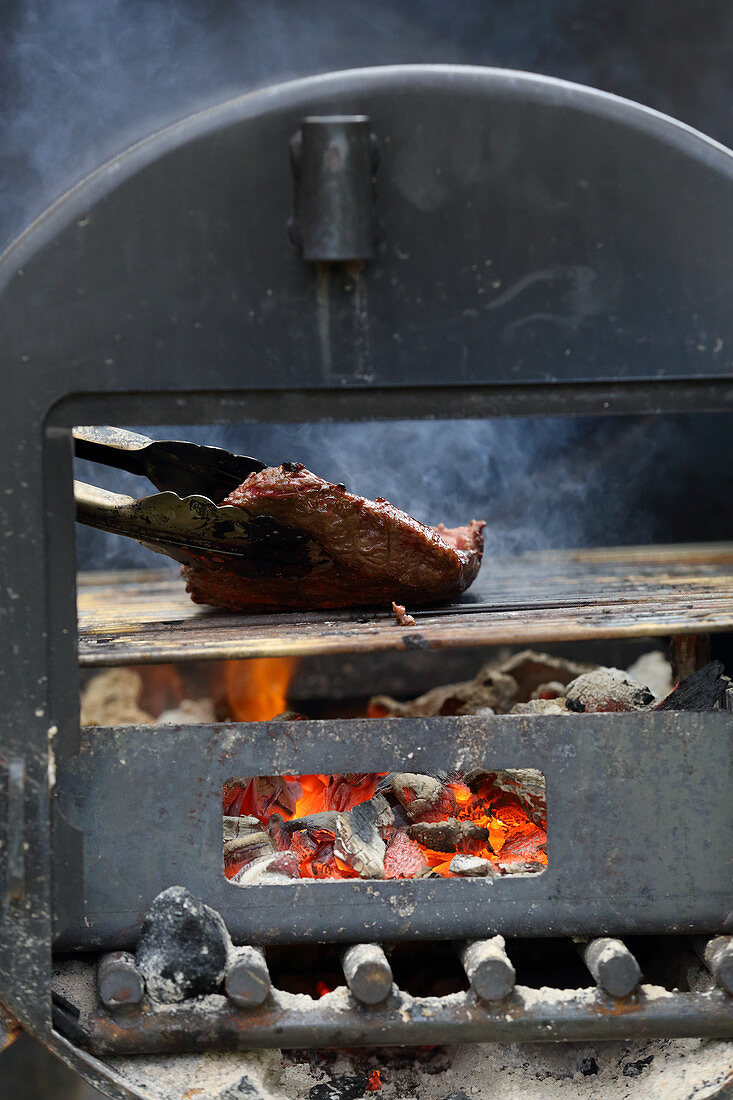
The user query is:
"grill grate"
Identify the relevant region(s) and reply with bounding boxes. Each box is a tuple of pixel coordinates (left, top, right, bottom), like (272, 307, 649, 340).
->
(77, 542, 733, 666)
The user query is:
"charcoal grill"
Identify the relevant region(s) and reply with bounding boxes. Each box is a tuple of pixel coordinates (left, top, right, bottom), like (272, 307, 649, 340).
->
(1, 65, 732, 1097)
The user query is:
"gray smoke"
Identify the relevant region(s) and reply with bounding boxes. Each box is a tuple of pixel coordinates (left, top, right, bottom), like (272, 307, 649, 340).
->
(3, 1, 733, 249)
(74, 413, 733, 570)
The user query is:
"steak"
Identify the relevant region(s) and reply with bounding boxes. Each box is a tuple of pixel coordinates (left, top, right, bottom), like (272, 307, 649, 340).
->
(183, 463, 485, 612)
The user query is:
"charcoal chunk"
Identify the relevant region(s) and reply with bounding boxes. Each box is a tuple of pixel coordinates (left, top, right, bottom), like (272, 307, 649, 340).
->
(622, 1055, 654, 1077)
(136, 886, 230, 1003)
(578, 1056, 598, 1076)
(308, 1076, 369, 1099)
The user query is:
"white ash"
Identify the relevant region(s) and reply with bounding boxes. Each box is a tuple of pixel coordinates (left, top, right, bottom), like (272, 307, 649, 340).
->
(449, 854, 496, 877)
(155, 697, 218, 724)
(627, 650, 674, 699)
(80, 667, 153, 726)
(564, 667, 657, 712)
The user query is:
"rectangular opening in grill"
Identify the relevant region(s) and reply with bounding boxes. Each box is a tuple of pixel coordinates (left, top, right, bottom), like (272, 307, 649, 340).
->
(222, 768, 548, 884)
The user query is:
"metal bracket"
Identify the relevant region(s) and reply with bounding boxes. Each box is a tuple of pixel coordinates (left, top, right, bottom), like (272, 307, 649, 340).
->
(288, 115, 380, 261)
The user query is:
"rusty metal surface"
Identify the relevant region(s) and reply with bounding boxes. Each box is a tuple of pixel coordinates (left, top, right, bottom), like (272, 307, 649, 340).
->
(76, 542, 733, 665)
(83, 985, 733, 1053)
(53, 712, 733, 950)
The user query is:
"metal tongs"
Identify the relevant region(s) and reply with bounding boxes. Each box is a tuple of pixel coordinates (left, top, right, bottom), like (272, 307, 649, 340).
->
(74, 426, 310, 571)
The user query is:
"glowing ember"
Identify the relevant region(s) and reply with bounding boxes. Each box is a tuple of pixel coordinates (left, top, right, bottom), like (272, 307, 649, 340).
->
(224, 770, 547, 882)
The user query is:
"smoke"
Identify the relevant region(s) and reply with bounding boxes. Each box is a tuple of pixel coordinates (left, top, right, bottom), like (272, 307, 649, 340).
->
(3, 0, 733, 248)
(74, 413, 733, 570)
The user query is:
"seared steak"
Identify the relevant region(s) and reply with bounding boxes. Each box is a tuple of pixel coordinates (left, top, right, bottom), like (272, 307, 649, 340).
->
(183, 463, 485, 612)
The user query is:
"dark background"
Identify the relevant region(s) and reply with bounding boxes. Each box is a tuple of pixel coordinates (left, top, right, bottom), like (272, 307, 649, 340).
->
(1, 3, 732, 1095)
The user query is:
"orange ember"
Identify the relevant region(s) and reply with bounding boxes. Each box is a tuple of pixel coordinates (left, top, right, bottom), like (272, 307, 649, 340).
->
(366, 1069, 382, 1092)
(224, 771, 547, 882)
(225, 657, 299, 721)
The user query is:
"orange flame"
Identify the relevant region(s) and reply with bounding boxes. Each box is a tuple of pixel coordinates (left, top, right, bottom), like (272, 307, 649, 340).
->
(225, 657, 299, 721)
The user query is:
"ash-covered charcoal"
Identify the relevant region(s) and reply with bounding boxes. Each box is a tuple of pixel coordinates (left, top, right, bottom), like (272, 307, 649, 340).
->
(496, 649, 595, 702)
(183, 463, 485, 612)
(564, 667, 657, 712)
(333, 804, 386, 879)
(408, 818, 490, 853)
(449, 854, 497, 877)
(222, 815, 262, 841)
(223, 831, 276, 869)
(384, 831, 430, 878)
(497, 859, 545, 875)
(282, 811, 341, 834)
(383, 773, 444, 820)
(368, 666, 517, 718)
(510, 697, 571, 715)
(135, 886, 230, 1003)
(656, 660, 728, 711)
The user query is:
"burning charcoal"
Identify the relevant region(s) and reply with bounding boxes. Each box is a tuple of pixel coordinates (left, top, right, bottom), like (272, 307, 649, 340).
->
(384, 832, 429, 879)
(464, 768, 546, 826)
(391, 600, 416, 627)
(334, 807, 386, 879)
(386, 773, 444, 820)
(564, 668, 657, 712)
(656, 661, 728, 711)
(449, 854, 497, 877)
(136, 886, 230, 1003)
(368, 666, 517, 719)
(224, 831, 276, 869)
(266, 811, 293, 852)
(626, 650, 673, 699)
(407, 818, 489, 853)
(497, 650, 594, 701)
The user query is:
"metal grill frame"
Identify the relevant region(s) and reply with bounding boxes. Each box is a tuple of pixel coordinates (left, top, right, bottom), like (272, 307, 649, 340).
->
(0, 66, 732, 1062)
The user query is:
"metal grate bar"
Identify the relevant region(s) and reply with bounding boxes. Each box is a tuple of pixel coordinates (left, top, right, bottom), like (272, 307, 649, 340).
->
(76, 542, 733, 666)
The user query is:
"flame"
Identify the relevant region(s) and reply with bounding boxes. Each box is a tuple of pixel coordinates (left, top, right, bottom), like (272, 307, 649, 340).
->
(225, 657, 299, 721)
